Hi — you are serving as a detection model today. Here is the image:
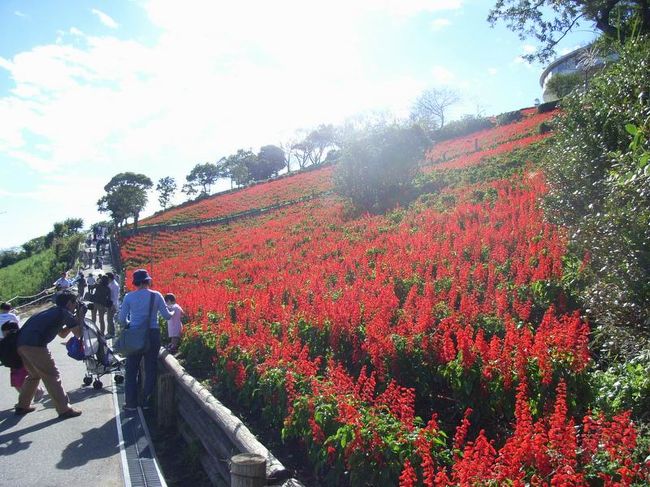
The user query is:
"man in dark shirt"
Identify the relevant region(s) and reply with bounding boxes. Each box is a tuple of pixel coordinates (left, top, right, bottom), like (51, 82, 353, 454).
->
(16, 292, 85, 419)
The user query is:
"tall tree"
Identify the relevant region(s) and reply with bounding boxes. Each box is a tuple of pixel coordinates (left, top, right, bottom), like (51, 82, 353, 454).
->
(251, 145, 286, 181)
(488, 0, 650, 62)
(291, 141, 313, 170)
(222, 149, 256, 187)
(410, 88, 460, 131)
(306, 124, 337, 165)
(97, 172, 152, 228)
(156, 176, 177, 209)
(185, 162, 221, 196)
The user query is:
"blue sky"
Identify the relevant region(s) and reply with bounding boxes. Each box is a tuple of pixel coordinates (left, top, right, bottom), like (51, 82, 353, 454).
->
(0, 0, 597, 249)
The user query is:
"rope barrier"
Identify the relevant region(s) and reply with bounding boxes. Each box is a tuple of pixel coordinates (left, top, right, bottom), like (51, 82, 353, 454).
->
(12, 291, 56, 312)
(6, 288, 52, 304)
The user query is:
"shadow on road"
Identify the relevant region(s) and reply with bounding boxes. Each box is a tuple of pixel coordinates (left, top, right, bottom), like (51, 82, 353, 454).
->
(57, 417, 119, 469)
(0, 415, 60, 456)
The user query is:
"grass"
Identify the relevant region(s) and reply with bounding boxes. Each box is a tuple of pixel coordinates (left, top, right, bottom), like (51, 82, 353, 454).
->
(0, 249, 60, 301)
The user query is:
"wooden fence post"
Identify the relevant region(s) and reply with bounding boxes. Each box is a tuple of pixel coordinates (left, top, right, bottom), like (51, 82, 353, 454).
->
(156, 371, 175, 428)
(230, 453, 266, 487)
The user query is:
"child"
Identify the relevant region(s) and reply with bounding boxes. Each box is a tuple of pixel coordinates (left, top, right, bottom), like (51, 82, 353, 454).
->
(0, 302, 20, 326)
(1, 321, 44, 401)
(164, 293, 185, 353)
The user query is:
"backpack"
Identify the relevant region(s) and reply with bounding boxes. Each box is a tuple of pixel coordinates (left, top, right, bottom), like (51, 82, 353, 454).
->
(66, 336, 85, 361)
(0, 330, 23, 369)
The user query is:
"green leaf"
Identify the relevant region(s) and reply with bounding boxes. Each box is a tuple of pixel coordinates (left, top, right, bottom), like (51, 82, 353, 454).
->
(625, 123, 638, 136)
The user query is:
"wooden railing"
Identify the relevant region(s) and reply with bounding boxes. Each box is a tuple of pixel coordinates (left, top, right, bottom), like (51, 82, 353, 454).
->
(154, 349, 304, 486)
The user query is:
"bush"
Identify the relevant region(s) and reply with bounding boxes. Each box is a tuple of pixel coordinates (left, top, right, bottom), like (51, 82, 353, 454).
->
(592, 350, 650, 417)
(543, 35, 650, 331)
(431, 115, 495, 142)
(545, 71, 584, 99)
(537, 100, 559, 113)
(334, 125, 429, 213)
(495, 109, 523, 126)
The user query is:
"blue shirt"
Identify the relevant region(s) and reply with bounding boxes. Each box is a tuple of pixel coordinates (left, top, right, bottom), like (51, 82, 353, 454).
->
(17, 306, 80, 347)
(118, 289, 172, 330)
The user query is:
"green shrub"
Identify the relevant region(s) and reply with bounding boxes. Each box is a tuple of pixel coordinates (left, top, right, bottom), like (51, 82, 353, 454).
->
(543, 36, 650, 331)
(545, 71, 584, 99)
(592, 350, 650, 417)
(334, 125, 429, 213)
(495, 109, 523, 126)
(537, 100, 559, 113)
(431, 115, 495, 142)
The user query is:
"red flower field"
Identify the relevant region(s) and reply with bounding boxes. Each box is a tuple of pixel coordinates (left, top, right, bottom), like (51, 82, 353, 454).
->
(120, 107, 649, 486)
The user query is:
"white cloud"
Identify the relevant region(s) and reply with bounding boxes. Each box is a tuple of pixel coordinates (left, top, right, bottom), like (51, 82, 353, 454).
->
(487, 67, 498, 75)
(0, 0, 469, 243)
(522, 44, 536, 54)
(14, 11, 27, 18)
(91, 9, 119, 29)
(431, 18, 451, 31)
(430, 65, 455, 84)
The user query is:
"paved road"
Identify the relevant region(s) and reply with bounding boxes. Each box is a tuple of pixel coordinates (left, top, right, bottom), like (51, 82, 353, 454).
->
(0, 316, 124, 486)
(0, 242, 126, 486)
(0, 239, 170, 487)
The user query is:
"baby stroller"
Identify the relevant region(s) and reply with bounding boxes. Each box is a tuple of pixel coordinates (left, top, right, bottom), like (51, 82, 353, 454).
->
(70, 318, 125, 389)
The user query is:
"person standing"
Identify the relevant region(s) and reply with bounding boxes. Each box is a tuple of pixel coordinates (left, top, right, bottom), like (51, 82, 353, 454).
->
(15, 292, 84, 418)
(118, 269, 172, 411)
(91, 275, 112, 335)
(53, 272, 71, 292)
(86, 273, 96, 294)
(106, 272, 120, 338)
(72, 271, 86, 298)
(164, 293, 185, 353)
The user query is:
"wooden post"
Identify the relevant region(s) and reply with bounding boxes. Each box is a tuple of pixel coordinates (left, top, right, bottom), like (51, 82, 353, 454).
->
(156, 371, 175, 428)
(230, 453, 266, 487)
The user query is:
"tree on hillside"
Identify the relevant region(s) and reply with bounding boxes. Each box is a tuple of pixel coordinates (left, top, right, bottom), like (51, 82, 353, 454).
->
(543, 36, 650, 334)
(290, 125, 338, 169)
(410, 88, 460, 131)
(222, 149, 256, 187)
(181, 182, 198, 200)
(185, 162, 221, 196)
(291, 140, 313, 170)
(280, 138, 297, 172)
(334, 124, 429, 213)
(488, 0, 650, 62)
(156, 176, 177, 209)
(97, 172, 152, 228)
(251, 145, 286, 181)
(306, 125, 337, 165)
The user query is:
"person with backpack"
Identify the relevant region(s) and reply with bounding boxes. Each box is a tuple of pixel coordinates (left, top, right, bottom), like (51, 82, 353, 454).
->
(118, 269, 172, 412)
(1, 321, 44, 400)
(15, 292, 85, 419)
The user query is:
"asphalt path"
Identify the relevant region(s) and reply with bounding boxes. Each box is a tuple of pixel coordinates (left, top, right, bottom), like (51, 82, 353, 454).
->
(0, 313, 124, 485)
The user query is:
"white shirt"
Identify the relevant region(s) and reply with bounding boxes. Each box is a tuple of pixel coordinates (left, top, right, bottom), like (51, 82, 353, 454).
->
(0, 312, 20, 326)
(108, 279, 120, 308)
(54, 277, 71, 289)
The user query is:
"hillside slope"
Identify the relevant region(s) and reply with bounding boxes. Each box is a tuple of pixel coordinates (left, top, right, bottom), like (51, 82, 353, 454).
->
(120, 106, 649, 486)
